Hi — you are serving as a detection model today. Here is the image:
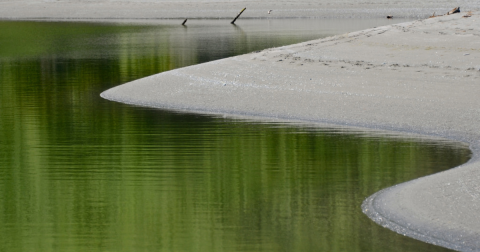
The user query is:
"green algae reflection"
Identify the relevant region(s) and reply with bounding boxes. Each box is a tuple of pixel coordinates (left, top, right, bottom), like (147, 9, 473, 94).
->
(0, 20, 467, 252)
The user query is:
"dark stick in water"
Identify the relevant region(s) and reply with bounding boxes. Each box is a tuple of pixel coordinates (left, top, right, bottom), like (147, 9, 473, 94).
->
(231, 8, 246, 24)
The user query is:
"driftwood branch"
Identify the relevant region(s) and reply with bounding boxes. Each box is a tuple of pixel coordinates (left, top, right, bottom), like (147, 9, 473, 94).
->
(429, 7, 461, 19)
(447, 7, 460, 15)
(231, 8, 246, 24)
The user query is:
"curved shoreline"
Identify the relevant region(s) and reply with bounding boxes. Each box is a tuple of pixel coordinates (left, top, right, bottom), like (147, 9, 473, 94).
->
(100, 12, 480, 251)
(362, 144, 480, 252)
(4, 1, 479, 250)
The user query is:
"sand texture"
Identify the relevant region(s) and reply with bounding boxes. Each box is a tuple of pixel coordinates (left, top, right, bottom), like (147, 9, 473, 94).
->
(3, 0, 480, 250)
(101, 12, 480, 251)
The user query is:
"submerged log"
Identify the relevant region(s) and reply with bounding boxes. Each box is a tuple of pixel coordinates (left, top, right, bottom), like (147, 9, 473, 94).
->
(231, 8, 246, 24)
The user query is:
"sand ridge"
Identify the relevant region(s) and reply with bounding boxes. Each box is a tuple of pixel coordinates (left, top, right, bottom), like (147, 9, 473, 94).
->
(101, 12, 480, 251)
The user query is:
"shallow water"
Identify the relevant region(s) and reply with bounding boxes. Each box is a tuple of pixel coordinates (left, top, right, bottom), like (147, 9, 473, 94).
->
(0, 19, 468, 252)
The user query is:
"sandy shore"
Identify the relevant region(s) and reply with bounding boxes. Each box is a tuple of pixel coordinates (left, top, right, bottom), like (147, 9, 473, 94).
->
(3, 0, 480, 250)
(100, 11, 480, 251)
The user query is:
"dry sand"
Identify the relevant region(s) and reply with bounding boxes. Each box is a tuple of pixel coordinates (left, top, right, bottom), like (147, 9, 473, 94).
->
(3, 1, 480, 251)
(101, 12, 480, 251)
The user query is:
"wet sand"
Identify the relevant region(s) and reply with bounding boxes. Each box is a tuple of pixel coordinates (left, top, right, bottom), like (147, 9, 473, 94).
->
(3, 1, 480, 251)
(101, 12, 480, 251)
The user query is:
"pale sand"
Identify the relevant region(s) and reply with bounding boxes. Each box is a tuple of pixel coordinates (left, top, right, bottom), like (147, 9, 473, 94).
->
(3, 1, 480, 251)
(100, 12, 480, 251)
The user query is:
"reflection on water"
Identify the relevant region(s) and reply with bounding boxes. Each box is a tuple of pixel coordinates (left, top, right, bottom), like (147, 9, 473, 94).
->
(0, 20, 467, 252)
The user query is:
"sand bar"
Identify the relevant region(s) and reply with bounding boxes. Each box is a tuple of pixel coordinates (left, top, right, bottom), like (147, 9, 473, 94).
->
(100, 12, 480, 251)
(3, 1, 480, 251)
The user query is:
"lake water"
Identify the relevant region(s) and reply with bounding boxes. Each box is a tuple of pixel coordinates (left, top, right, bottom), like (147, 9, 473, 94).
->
(0, 19, 470, 252)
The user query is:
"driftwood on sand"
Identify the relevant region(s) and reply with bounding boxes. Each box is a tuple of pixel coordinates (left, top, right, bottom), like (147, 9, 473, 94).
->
(429, 7, 461, 18)
(463, 11, 473, 18)
(447, 7, 460, 15)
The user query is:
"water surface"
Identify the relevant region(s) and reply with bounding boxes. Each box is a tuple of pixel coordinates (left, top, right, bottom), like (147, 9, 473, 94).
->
(0, 19, 469, 252)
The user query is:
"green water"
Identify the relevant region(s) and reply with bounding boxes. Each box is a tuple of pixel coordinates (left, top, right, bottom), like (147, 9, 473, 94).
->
(0, 20, 469, 252)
